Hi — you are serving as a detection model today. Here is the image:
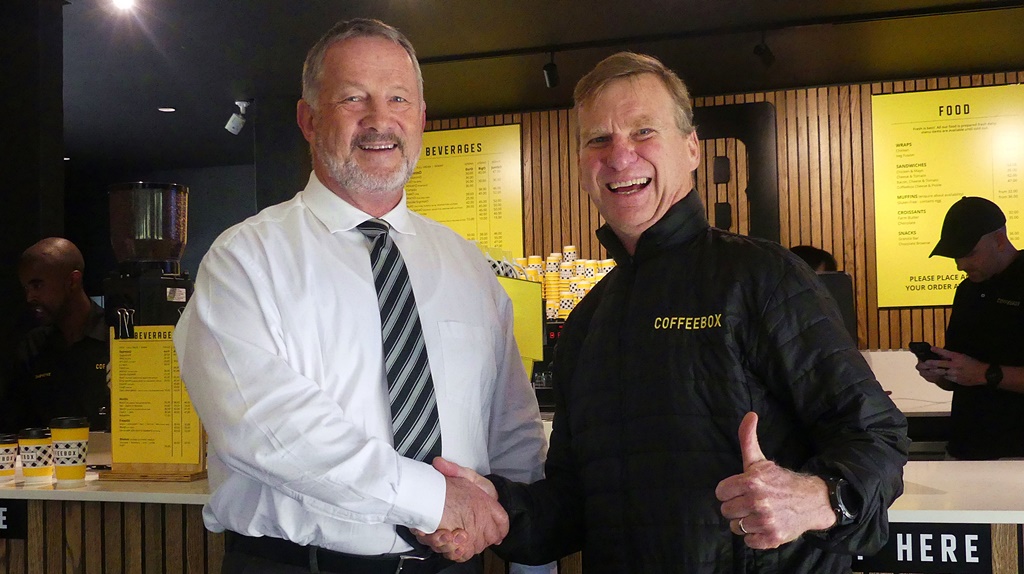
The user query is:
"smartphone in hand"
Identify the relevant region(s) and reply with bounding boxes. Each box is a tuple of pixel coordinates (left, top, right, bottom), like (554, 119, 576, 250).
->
(909, 341, 942, 362)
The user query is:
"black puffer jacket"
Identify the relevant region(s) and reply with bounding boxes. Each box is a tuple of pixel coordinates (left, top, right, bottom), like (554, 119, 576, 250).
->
(491, 192, 909, 573)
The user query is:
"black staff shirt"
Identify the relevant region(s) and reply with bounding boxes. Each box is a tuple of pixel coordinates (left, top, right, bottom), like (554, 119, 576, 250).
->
(2, 301, 109, 433)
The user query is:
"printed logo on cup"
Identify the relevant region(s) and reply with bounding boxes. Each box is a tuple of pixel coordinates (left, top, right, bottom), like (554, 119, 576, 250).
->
(19, 444, 53, 468)
(53, 441, 88, 465)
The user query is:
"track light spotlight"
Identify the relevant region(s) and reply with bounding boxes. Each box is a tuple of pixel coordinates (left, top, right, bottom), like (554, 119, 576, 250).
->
(543, 52, 559, 89)
(753, 32, 775, 68)
(225, 99, 252, 135)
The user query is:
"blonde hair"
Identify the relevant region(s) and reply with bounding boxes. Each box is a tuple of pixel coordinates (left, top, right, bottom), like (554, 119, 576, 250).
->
(573, 52, 695, 143)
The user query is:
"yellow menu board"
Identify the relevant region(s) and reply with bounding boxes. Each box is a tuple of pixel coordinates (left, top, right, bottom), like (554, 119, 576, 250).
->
(110, 326, 202, 464)
(406, 124, 524, 257)
(873, 84, 1024, 307)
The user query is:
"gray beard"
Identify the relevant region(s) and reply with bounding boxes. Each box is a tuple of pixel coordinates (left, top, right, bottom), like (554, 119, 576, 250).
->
(316, 133, 416, 196)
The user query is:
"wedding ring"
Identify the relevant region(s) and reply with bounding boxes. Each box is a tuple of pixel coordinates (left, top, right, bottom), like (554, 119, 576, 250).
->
(738, 517, 749, 535)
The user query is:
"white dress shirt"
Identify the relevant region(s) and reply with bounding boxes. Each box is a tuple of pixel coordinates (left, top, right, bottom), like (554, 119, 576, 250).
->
(174, 172, 546, 556)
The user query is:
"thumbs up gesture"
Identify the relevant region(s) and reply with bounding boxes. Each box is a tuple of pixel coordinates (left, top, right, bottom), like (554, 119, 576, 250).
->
(714, 412, 838, 549)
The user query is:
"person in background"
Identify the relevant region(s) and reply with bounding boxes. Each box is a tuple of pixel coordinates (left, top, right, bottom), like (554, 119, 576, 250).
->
(2, 237, 109, 433)
(173, 18, 549, 574)
(790, 244, 838, 273)
(916, 196, 1024, 460)
(419, 52, 909, 573)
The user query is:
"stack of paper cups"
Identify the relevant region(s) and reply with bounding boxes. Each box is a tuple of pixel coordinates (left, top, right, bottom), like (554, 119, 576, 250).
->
(545, 298, 559, 320)
(574, 259, 586, 277)
(559, 261, 574, 280)
(527, 255, 543, 276)
(558, 291, 575, 318)
(544, 272, 561, 301)
(545, 254, 562, 275)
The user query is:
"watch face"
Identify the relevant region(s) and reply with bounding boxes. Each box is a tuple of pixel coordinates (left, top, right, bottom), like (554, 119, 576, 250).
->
(829, 477, 857, 526)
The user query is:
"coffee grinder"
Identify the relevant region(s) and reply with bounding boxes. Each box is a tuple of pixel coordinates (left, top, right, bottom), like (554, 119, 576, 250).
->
(103, 182, 193, 336)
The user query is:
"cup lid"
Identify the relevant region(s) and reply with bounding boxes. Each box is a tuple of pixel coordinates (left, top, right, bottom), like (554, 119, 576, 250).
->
(18, 427, 51, 439)
(50, 416, 90, 429)
(0, 433, 18, 444)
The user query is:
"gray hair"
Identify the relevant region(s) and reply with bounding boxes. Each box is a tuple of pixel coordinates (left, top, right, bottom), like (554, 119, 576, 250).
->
(301, 18, 423, 111)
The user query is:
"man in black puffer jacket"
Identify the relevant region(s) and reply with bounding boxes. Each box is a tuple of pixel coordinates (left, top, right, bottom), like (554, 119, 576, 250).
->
(418, 52, 909, 573)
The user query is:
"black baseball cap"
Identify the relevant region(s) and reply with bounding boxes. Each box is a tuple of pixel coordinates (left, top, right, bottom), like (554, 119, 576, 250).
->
(930, 196, 1006, 258)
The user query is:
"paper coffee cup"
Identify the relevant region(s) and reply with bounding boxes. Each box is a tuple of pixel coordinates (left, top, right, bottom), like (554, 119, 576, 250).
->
(0, 434, 17, 483)
(18, 428, 53, 483)
(50, 417, 90, 486)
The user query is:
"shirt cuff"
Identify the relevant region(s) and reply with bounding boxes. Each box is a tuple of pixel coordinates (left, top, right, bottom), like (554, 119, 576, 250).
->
(386, 457, 446, 533)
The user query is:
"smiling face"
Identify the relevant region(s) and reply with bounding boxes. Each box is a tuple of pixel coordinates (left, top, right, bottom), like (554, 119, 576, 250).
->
(577, 73, 700, 253)
(297, 35, 425, 215)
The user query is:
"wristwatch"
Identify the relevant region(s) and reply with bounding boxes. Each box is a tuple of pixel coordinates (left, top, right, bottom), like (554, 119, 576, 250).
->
(986, 363, 1004, 388)
(823, 476, 857, 527)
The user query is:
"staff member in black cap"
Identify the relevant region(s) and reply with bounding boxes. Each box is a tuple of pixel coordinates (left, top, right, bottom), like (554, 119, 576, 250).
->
(917, 196, 1024, 459)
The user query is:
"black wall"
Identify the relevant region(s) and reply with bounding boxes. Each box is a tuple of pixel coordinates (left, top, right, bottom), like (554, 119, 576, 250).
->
(1, 0, 65, 354)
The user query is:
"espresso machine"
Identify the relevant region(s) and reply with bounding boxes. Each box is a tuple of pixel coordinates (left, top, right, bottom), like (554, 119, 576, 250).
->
(103, 182, 193, 337)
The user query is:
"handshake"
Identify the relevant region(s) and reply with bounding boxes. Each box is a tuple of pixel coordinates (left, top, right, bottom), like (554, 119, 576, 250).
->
(412, 457, 508, 562)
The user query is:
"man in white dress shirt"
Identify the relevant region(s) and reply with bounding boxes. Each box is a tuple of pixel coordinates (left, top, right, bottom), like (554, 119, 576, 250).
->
(174, 18, 547, 574)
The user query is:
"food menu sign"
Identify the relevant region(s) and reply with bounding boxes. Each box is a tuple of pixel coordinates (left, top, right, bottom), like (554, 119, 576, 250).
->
(873, 84, 1024, 307)
(405, 124, 524, 257)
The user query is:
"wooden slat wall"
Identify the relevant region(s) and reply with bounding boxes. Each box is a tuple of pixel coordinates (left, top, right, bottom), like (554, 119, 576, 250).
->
(0, 500, 223, 574)
(430, 69, 1023, 350)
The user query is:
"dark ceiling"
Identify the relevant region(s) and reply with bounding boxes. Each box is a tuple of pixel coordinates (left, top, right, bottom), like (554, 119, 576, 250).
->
(63, 0, 1024, 173)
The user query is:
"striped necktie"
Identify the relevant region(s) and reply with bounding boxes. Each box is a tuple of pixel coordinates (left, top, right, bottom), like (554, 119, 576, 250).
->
(357, 219, 442, 463)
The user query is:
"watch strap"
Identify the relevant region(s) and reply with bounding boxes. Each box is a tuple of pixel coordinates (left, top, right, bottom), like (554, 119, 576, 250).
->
(986, 363, 1003, 388)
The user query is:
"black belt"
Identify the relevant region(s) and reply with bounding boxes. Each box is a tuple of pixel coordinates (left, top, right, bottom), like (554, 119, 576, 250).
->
(224, 531, 452, 574)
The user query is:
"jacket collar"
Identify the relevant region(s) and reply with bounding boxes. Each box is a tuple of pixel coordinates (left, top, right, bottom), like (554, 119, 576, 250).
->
(596, 190, 709, 266)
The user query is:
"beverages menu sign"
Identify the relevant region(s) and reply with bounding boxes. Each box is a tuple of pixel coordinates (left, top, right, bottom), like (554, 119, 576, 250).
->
(406, 124, 524, 257)
(872, 84, 1024, 307)
(109, 326, 202, 464)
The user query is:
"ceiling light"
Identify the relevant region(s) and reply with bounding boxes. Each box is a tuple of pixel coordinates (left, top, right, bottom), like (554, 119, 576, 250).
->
(158, 107, 176, 113)
(112, 0, 135, 9)
(225, 99, 252, 135)
(543, 52, 559, 89)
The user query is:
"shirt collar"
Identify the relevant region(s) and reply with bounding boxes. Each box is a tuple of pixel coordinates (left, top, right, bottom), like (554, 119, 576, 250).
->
(301, 172, 417, 236)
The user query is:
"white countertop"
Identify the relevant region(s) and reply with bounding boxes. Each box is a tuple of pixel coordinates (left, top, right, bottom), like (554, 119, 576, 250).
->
(862, 349, 952, 416)
(891, 460, 1024, 524)
(2, 461, 1022, 525)
(0, 471, 209, 504)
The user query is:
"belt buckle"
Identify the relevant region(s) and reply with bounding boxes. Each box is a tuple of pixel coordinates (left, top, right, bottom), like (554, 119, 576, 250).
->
(394, 553, 428, 574)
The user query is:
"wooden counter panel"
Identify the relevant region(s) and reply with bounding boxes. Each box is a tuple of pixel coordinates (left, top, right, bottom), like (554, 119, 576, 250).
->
(993, 523, 1020, 574)
(0, 500, 224, 574)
